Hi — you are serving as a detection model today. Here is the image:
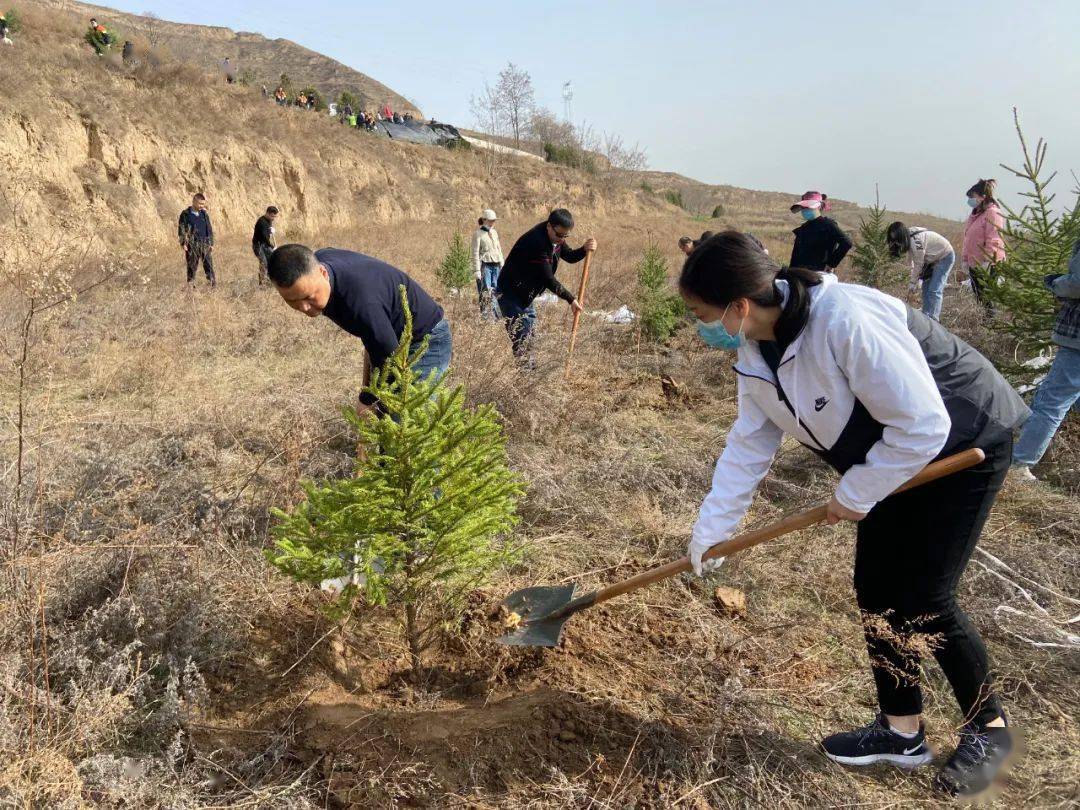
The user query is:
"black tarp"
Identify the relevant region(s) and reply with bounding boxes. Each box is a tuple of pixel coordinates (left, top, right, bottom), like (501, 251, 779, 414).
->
(374, 120, 462, 145)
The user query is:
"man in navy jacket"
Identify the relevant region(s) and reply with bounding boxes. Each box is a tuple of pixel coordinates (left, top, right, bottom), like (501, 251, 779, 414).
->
(495, 208, 596, 365)
(267, 244, 451, 415)
(178, 193, 216, 287)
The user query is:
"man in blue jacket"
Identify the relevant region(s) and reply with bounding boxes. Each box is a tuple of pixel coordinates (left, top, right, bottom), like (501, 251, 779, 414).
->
(1010, 238, 1080, 482)
(178, 193, 216, 287)
(267, 244, 450, 415)
(495, 208, 596, 367)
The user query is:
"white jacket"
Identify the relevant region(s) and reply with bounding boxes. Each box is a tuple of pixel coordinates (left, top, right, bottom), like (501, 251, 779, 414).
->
(471, 226, 504, 277)
(907, 228, 954, 284)
(691, 275, 953, 555)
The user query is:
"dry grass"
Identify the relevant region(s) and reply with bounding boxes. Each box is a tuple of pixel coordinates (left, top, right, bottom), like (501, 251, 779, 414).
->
(1, 212, 1076, 807)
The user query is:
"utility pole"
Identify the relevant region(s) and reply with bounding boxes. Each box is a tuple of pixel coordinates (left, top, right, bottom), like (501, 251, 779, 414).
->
(562, 80, 573, 123)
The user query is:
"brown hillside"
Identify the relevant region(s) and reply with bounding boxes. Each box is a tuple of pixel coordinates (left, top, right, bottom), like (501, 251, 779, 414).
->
(59, 0, 422, 115)
(0, 3, 661, 247)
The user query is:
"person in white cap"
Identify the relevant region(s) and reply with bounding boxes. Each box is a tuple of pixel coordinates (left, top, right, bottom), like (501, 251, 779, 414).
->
(471, 208, 504, 320)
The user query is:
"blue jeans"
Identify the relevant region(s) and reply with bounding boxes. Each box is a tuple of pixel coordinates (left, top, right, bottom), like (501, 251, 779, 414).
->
(1012, 345, 1080, 466)
(410, 318, 452, 383)
(921, 251, 955, 321)
(496, 292, 537, 364)
(479, 263, 501, 319)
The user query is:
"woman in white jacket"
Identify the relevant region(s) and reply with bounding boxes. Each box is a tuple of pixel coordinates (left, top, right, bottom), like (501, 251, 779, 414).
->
(471, 209, 504, 320)
(680, 232, 1028, 798)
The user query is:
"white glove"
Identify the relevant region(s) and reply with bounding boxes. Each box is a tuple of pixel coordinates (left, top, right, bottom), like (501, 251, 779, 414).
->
(688, 536, 726, 577)
(475, 270, 482, 280)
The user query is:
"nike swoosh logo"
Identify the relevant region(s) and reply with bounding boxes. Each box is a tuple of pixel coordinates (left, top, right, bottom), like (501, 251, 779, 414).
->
(903, 744, 923, 755)
(814, 401, 828, 412)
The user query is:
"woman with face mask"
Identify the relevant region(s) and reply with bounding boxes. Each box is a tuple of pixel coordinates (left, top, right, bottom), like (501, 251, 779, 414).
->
(471, 209, 504, 320)
(886, 221, 956, 321)
(960, 179, 1006, 309)
(788, 191, 853, 273)
(680, 232, 1028, 798)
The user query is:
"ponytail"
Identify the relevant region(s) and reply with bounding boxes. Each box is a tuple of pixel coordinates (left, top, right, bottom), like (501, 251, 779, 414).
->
(773, 267, 819, 347)
(966, 178, 998, 213)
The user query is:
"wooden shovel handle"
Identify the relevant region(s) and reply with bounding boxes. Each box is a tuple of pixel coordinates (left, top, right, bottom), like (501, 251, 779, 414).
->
(584, 447, 986, 610)
(565, 249, 594, 368)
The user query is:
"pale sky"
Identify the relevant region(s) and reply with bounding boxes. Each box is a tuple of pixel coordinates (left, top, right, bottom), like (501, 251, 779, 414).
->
(108, 0, 1080, 219)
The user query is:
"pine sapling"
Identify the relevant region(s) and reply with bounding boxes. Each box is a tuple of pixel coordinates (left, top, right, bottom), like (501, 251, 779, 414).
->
(851, 188, 900, 289)
(267, 288, 524, 678)
(982, 109, 1080, 375)
(436, 232, 473, 291)
(636, 245, 685, 342)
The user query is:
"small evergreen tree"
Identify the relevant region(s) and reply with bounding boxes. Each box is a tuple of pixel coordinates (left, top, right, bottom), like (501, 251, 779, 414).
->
(662, 190, 686, 210)
(711, 203, 725, 219)
(4, 9, 23, 34)
(850, 189, 899, 288)
(337, 90, 360, 111)
(436, 232, 473, 290)
(267, 289, 524, 678)
(636, 245, 686, 341)
(982, 109, 1080, 371)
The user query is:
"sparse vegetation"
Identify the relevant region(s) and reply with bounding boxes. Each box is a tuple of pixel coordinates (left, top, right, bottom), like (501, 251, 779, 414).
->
(0, 8, 1075, 807)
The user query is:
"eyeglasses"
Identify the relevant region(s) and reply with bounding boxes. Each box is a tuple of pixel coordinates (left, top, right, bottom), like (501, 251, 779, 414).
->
(552, 229, 571, 240)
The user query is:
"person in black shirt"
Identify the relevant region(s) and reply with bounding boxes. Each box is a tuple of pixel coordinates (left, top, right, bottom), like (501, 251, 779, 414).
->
(495, 208, 597, 366)
(267, 244, 450, 414)
(252, 206, 279, 285)
(178, 193, 215, 287)
(788, 191, 852, 273)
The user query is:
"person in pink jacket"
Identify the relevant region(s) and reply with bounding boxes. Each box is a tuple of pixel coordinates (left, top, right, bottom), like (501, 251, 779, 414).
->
(960, 179, 1006, 309)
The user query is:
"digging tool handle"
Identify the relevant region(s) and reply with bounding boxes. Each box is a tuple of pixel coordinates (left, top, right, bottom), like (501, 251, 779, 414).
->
(565, 249, 595, 369)
(551, 447, 985, 620)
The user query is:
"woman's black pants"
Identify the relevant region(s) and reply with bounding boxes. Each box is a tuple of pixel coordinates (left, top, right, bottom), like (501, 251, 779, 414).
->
(853, 439, 1009, 728)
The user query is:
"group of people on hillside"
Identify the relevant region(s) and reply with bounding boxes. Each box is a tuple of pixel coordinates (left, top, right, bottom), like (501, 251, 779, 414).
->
(0, 13, 13, 46)
(177, 178, 1076, 799)
(677, 181, 1008, 326)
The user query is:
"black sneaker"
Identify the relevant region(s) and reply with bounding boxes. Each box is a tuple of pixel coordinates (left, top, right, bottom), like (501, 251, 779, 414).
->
(934, 723, 1013, 797)
(821, 714, 933, 768)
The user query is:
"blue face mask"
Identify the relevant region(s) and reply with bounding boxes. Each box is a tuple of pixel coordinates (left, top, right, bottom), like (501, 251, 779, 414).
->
(966, 197, 979, 208)
(800, 208, 818, 221)
(696, 305, 745, 350)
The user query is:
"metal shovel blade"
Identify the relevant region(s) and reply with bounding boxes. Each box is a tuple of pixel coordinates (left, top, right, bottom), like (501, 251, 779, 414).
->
(496, 583, 577, 646)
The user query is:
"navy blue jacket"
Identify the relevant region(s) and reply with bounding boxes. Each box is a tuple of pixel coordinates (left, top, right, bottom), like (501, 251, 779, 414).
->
(317, 248, 444, 399)
(178, 207, 214, 246)
(496, 221, 587, 307)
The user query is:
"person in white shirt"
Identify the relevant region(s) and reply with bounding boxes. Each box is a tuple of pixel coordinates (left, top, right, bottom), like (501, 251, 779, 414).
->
(471, 208, 504, 320)
(680, 231, 1027, 798)
(886, 222, 956, 321)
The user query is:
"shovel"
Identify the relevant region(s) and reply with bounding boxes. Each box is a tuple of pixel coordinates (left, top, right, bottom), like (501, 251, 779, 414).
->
(497, 447, 985, 646)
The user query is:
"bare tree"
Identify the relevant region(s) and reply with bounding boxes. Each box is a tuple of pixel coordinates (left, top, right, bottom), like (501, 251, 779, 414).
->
(494, 63, 534, 149)
(142, 11, 163, 47)
(528, 107, 575, 148)
(601, 132, 648, 172)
